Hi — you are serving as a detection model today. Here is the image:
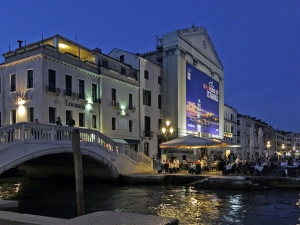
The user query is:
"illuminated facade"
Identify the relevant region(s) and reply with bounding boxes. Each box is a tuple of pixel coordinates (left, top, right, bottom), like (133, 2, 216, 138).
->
(0, 35, 142, 151)
(142, 25, 225, 139)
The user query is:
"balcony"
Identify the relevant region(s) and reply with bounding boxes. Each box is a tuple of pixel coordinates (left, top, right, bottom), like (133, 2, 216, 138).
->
(77, 93, 87, 102)
(128, 105, 136, 112)
(143, 131, 153, 138)
(110, 100, 119, 109)
(92, 98, 101, 105)
(64, 90, 77, 99)
(46, 86, 60, 96)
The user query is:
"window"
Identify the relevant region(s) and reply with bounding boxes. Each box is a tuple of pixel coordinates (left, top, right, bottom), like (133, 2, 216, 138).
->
(158, 119, 162, 130)
(66, 110, 72, 126)
(111, 88, 116, 106)
(143, 89, 151, 106)
(129, 120, 133, 132)
(27, 70, 33, 88)
(49, 107, 56, 124)
(10, 74, 16, 92)
(144, 70, 149, 80)
(158, 94, 161, 109)
(112, 117, 116, 130)
(28, 107, 34, 122)
(144, 116, 151, 136)
(121, 68, 126, 75)
(102, 60, 108, 69)
(129, 93, 133, 109)
(78, 79, 85, 99)
(92, 83, 97, 102)
(158, 76, 162, 85)
(48, 69, 56, 92)
(11, 110, 16, 124)
(79, 113, 85, 127)
(0, 77, 1, 94)
(120, 55, 124, 62)
(92, 115, 97, 128)
(65, 75, 72, 96)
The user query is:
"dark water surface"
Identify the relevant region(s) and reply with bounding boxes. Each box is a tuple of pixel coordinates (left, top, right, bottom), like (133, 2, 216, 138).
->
(0, 178, 300, 225)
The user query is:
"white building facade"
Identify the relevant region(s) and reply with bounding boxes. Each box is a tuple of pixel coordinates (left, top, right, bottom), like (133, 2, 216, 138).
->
(0, 35, 141, 150)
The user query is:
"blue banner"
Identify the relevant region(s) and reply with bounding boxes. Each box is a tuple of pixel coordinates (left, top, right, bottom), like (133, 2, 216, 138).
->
(186, 62, 219, 135)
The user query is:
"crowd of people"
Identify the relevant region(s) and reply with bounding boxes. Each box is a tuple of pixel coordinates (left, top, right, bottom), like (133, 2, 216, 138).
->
(158, 151, 300, 177)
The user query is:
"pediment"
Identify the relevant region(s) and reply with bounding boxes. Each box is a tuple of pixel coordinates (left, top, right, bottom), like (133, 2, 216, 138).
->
(178, 26, 223, 69)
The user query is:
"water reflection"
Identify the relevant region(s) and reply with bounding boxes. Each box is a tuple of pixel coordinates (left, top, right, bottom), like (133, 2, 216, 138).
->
(0, 178, 299, 224)
(0, 182, 21, 199)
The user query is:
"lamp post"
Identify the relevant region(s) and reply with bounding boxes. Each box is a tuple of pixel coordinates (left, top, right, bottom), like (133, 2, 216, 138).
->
(161, 120, 174, 161)
(161, 120, 173, 141)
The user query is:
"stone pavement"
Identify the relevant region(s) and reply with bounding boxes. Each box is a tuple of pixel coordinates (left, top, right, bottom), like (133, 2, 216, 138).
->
(0, 211, 178, 225)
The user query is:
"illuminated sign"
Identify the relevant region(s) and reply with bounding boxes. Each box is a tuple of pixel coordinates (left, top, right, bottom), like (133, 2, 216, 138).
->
(186, 62, 219, 135)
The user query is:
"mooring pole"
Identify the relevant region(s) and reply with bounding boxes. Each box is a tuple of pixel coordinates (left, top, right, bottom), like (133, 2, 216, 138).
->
(72, 129, 85, 216)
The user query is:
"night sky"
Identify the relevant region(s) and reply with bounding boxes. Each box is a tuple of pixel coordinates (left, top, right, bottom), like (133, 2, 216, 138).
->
(1, 0, 299, 132)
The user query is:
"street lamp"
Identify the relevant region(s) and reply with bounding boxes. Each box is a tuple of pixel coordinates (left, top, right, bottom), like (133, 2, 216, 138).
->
(267, 141, 270, 150)
(282, 143, 285, 152)
(161, 120, 173, 141)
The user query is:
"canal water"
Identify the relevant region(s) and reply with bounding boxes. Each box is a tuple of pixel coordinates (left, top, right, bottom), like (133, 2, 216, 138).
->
(0, 177, 299, 225)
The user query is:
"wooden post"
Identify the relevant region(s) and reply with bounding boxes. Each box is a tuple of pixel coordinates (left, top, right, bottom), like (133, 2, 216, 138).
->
(72, 129, 85, 216)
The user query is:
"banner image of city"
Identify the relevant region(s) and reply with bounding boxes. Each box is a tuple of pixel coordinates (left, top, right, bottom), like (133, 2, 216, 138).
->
(186, 62, 219, 135)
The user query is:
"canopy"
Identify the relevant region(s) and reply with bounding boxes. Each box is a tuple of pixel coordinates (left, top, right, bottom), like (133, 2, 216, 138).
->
(159, 135, 216, 149)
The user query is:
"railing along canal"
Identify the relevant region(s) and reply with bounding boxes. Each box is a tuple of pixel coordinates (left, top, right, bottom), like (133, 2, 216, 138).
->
(0, 122, 152, 167)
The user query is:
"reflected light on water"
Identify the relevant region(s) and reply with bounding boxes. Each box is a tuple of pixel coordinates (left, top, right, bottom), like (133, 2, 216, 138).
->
(0, 182, 21, 199)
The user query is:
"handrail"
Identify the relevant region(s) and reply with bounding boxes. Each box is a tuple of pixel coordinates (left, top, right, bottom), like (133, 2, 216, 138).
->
(0, 122, 152, 167)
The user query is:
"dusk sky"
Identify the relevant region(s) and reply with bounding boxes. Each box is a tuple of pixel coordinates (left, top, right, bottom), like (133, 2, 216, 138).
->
(1, 1, 299, 132)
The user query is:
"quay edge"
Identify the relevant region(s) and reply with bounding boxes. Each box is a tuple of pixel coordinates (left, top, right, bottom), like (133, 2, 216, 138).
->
(121, 174, 300, 189)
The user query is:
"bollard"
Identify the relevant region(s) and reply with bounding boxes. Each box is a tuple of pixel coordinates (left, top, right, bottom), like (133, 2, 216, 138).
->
(72, 129, 85, 216)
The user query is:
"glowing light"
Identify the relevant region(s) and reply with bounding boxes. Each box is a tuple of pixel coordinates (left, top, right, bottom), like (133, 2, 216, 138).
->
(59, 43, 68, 48)
(18, 105, 26, 114)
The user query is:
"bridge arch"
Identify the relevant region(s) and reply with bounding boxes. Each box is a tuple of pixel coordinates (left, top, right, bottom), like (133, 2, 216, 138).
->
(0, 123, 153, 177)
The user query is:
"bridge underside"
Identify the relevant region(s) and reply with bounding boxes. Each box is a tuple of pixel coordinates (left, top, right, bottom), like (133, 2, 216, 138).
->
(1, 153, 119, 181)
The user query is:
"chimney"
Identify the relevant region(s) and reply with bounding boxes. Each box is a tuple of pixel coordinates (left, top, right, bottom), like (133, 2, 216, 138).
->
(17, 40, 23, 48)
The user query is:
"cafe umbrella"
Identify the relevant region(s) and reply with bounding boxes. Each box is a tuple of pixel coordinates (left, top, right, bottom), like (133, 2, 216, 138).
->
(159, 135, 216, 160)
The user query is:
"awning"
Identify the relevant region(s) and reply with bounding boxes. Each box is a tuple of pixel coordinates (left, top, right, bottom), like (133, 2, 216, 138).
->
(124, 139, 140, 144)
(112, 139, 128, 144)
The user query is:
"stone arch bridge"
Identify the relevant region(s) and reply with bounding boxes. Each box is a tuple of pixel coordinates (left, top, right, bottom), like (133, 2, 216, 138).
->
(0, 122, 152, 178)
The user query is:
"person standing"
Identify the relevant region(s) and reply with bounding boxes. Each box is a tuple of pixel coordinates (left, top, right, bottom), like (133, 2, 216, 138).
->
(56, 117, 62, 140)
(68, 115, 75, 127)
(33, 118, 40, 139)
(68, 115, 75, 141)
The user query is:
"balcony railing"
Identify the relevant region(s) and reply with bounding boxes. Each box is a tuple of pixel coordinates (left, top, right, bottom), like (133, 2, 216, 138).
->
(143, 131, 153, 138)
(77, 93, 86, 100)
(64, 90, 77, 99)
(128, 105, 136, 111)
(93, 98, 101, 104)
(110, 100, 119, 108)
(46, 86, 60, 95)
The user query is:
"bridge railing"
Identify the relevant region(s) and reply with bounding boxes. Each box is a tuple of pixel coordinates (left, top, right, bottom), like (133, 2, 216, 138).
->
(0, 122, 152, 168)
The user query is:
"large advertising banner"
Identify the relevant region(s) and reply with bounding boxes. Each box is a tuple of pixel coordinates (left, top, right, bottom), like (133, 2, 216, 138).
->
(186, 62, 219, 135)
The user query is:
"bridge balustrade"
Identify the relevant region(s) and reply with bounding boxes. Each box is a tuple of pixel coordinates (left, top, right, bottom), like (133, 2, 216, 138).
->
(0, 122, 152, 168)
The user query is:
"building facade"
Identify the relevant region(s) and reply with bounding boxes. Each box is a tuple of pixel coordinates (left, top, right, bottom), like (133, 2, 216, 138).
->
(142, 25, 225, 140)
(0, 35, 142, 151)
